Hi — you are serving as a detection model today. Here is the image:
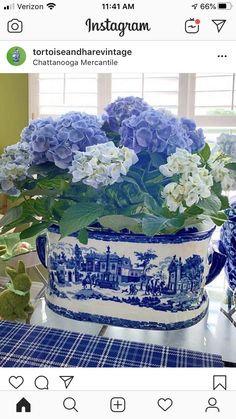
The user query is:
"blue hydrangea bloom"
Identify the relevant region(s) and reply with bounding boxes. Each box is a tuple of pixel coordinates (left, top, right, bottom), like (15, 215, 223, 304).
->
(217, 133, 236, 161)
(180, 118, 205, 153)
(103, 96, 151, 132)
(20, 112, 107, 169)
(119, 109, 205, 155)
(0, 143, 31, 196)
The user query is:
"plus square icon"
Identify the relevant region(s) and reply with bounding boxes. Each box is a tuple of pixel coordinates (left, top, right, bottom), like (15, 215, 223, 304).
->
(110, 397, 126, 413)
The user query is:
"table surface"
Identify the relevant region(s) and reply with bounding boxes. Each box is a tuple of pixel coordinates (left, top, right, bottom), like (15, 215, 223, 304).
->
(0, 320, 223, 368)
(30, 291, 236, 365)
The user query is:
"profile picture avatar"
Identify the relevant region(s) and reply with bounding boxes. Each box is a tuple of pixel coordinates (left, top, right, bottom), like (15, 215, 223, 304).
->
(7, 18, 23, 33)
(7, 46, 26, 66)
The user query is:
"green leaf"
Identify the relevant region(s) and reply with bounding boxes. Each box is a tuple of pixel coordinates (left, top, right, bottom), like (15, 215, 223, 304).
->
(210, 212, 228, 226)
(60, 203, 104, 238)
(142, 215, 170, 236)
(61, 183, 88, 202)
(225, 162, 236, 171)
(212, 182, 222, 196)
(198, 194, 222, 213)
(150, 152, 167, 169)
(77, 229, 88, 245)
(34, 198, 52, 217)
(159, 207, 178, 219)
(185, 205, 204, 216)
(121, 182, 145, 205)
(219, 195, 230, 210)
(52, 200, 71, 220)
(142, 214, 187, 236)
(0, 206, 23, 228)
(199, 143, 211, 161)
(144, 194, 161, 215)
(1, 216, 35, 234)
(38, 176, 68, 191)
(20, 222, 50, 240)
(99, 215, 142, 233)
(27, 162, 58, 176)
(145, 174, 163, 185)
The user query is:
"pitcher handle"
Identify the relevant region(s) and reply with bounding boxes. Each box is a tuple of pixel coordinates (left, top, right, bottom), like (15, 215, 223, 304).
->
(36, 234, 47, 268)
(206, 240, 226, 285)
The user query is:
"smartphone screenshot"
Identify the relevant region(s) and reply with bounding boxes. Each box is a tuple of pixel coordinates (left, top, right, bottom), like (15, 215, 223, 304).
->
(0, 0, 235, 417)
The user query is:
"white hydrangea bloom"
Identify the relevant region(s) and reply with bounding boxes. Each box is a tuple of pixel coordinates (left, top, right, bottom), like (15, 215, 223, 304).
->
(159, 148, 201, 177)
(209, 159, 235, 191)
(180, 169, 213, 206)
(161, 149, 213, 213)
(0, 143, 31, 195)
(162, 182, 185, 213)
(69, 141, 138, 189)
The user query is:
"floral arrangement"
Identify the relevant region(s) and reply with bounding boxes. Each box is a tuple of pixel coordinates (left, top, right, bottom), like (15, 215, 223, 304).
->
(216, 133, 236, 162)
(0, 96, 235, 243)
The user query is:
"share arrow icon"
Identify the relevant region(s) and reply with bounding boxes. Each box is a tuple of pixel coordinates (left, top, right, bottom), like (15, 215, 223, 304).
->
(212, 19, 226, 33)
(59, 376, 74, 389)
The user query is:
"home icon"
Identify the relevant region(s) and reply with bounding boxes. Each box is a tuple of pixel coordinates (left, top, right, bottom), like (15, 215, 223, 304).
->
(16, 398, 31, 413)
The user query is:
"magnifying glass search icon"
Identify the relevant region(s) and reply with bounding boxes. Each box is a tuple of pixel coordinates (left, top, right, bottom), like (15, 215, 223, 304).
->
(63, 397, 78, 412)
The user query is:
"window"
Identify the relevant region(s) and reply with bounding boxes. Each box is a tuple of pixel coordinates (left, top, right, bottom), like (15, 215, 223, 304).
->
(194, 74, 236, 150)
(111, 73, 179, 114)
(30, 72, 236, 144)
(36, 73, 97, 117)
(195, 73, 236, 116)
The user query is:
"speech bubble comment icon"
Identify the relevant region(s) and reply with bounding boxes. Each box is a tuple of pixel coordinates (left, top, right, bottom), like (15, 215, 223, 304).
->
(34, 376, 49, 390)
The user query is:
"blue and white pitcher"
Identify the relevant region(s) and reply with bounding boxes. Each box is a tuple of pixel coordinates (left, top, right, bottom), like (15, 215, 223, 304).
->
(36, 223, 226, 330)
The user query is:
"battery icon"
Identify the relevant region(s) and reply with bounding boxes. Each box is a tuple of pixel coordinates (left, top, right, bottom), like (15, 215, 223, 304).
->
(218, 2, 233, 8)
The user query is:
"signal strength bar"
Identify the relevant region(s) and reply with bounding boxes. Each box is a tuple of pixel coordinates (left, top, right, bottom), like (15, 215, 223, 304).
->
(4, 3, 15, 10)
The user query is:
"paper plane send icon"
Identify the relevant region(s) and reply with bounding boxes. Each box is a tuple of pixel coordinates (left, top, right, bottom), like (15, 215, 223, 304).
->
(212, 19, 226, 33)
(59, 376, 74, 389)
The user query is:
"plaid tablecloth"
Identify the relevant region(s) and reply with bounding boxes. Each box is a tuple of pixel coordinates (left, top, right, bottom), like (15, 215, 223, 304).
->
(0, 321, 223, 367)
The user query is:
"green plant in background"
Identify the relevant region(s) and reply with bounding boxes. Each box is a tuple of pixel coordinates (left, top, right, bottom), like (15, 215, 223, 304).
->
(0, 245, 7, 256)
(0, 97, 235, 243)
(0, 233, 35, 260)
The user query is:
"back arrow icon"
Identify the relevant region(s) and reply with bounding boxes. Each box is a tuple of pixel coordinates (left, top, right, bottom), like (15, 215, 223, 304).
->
(212, 19, 226, 33)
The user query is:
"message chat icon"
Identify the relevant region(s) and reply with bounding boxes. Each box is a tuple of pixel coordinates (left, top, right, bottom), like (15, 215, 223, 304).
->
(34, 375, 49, 390)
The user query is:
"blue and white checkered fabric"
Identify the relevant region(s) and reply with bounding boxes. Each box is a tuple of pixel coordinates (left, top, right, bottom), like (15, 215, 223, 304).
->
(0, 321, 223, 367)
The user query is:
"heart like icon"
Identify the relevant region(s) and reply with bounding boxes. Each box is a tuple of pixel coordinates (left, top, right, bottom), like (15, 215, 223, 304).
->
(9, 376, 24, 389)
(157, 398, 173, 411)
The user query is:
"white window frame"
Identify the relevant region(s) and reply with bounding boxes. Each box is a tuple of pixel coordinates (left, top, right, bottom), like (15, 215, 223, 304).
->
(29, 73, 236, 129)
(29, 74, 39, 120)
(29, 73, 112, 120)
(181, 73, 236, 128)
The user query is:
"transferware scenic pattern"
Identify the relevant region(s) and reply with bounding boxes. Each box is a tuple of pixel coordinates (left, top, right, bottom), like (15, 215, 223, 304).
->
(47, 239, 207, 320)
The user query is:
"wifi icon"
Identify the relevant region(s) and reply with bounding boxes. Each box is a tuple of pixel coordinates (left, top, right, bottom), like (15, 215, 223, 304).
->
(47, 2, 56, 9)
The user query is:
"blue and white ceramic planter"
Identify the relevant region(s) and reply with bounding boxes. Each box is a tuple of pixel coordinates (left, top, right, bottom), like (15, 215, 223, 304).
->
(220, 203, 236, 292)
(36, 224, 226, 330)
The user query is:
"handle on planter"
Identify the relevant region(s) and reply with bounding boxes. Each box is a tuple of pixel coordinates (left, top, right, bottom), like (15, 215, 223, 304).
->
(36, 234, 47, 268)
(205, 241, 226, 285)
